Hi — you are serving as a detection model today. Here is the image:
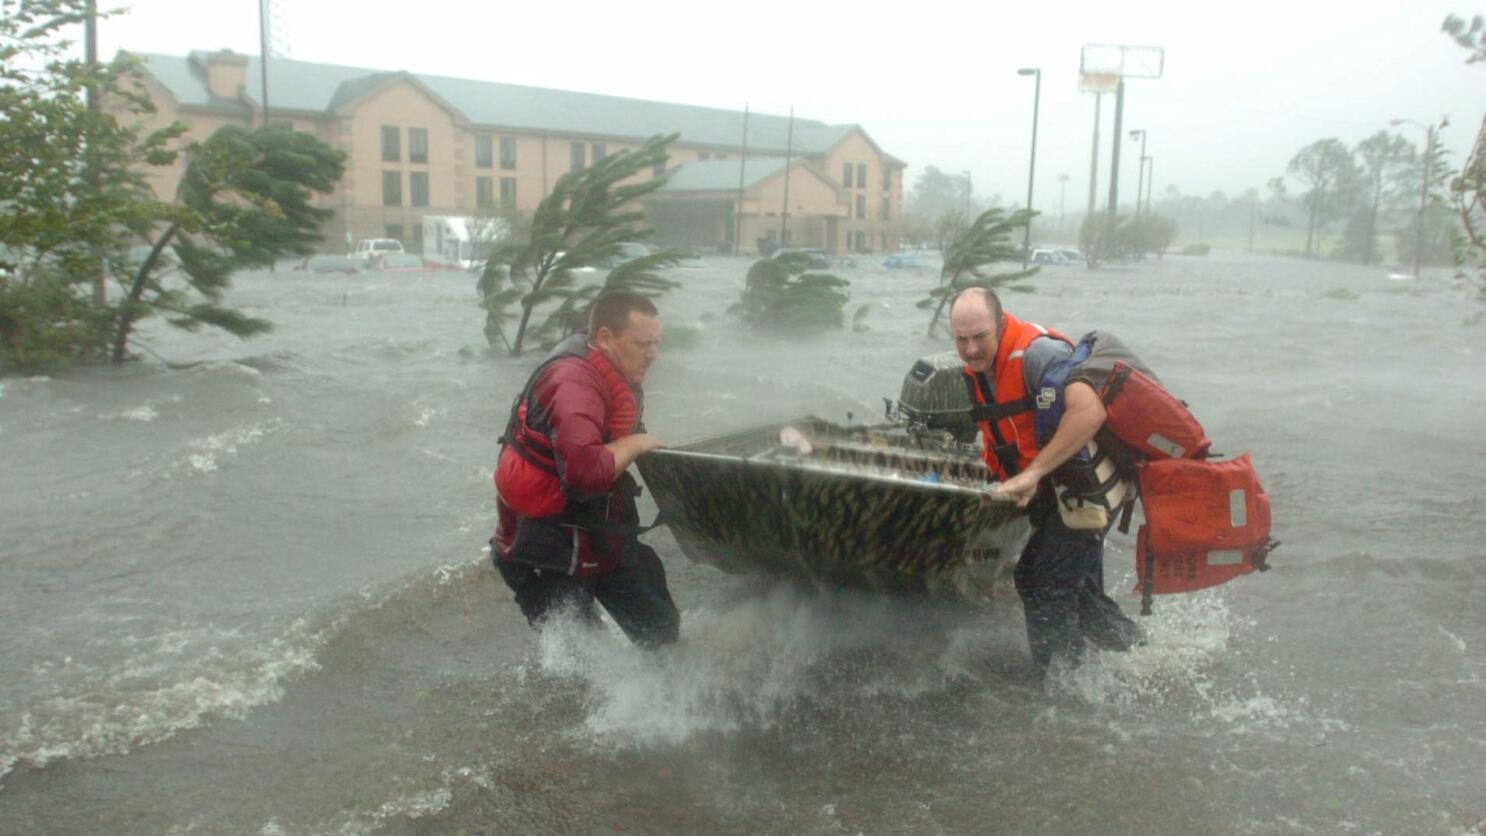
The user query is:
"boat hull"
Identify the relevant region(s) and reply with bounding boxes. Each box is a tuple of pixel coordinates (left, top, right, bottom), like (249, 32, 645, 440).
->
(636, 418, 1027, 599)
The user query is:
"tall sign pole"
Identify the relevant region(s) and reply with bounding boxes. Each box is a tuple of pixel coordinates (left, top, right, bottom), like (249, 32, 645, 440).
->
(1086, 93, 1101, 221)
(1107, 78, 1125, 219)
(1079, 45, 1164, 222)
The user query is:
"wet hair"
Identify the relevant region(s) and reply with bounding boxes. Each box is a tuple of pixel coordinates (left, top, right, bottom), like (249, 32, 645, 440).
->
(950, 287, 1002, 325)
(589, 290, 658, 336)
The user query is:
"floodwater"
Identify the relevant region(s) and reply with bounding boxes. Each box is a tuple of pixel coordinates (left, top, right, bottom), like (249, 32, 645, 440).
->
(1, 253, 1484, 834)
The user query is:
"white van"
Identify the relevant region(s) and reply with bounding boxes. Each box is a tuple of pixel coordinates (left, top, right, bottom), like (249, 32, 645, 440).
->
(352, 238, 404, 263)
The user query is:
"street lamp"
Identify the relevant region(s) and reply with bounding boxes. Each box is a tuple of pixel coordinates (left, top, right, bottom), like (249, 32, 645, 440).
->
(1391, 117, 1440, 278)
(1018, 67, 1041, 270)
(1129, 129, 1148, 217)
(1144, 155, 1155, 215)
(1057, 173, 1069, 235)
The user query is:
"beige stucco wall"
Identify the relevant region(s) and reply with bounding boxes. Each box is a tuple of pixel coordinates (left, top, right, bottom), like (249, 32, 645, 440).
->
(121, 62, 904, 255)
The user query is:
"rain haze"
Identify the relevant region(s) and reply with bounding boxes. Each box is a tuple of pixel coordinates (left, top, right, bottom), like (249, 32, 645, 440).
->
(4, 0, 1486, 833)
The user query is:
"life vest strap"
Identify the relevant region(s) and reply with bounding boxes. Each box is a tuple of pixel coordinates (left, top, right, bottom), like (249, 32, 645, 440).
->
(506, 432, 560, 478)
(966, 394, 1036, 423)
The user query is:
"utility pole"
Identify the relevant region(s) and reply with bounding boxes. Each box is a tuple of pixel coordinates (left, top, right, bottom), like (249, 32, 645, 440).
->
(1413, 124, 1436, 278)
(1018, 67, 1041, 269)
(734, 104, 750, 254)
(779, 106, 794, 245)
(258, 0, 271, 125)
(84, 0, 109, 305)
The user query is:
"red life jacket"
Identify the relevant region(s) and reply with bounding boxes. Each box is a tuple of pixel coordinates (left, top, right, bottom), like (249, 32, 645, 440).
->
(962, 312, 1072, 481)
(496, 344, 638, 519)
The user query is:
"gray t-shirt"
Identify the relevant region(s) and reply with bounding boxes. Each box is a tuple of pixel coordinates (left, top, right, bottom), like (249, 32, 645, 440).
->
(1020, 335, 1074, 394)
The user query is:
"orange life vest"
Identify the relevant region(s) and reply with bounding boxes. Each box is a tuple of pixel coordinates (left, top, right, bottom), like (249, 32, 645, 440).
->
(963, 312, 1072, 481)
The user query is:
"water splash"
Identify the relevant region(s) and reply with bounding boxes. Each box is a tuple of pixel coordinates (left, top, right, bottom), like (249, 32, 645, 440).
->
(535, 583, 1009, 746)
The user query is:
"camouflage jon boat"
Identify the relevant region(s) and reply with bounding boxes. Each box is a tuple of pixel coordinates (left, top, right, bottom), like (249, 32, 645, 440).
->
(636, 408, 1030, 600)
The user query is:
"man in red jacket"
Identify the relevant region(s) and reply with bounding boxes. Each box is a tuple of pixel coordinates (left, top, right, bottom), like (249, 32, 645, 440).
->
(491, 291, 678, 647)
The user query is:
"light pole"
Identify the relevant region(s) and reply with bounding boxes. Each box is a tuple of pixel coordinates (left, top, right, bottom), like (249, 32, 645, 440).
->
(1057, 173, 1069, 236)
(962, 170, 973, 218)
(1018, 67, 1041, 269)
(1144, 155, 1155, 215)
(1391, 117, 1439, 277)
(1129, 129, 1148, 217)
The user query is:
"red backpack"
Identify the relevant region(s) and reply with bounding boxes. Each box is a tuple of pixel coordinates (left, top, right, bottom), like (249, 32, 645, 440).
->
(1067, 333, 1280, 614)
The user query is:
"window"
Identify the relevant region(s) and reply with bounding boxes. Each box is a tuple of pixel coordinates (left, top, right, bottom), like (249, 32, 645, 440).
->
(385, 224, 403, 242)
(382, 171, 401, 206)
(881, 197, 891, 220)
(856, 163, 867, 189)
(700, 152, 712, 161)
(592, 143, 606, 162)
(500, 137, 517, 170)
(410, 172, 429, 207)
(381, 126, 400, 162)
(476, 176, 493, 207)
(409, 128, 428, 164)
(716, 153, 727, 160)
(856, 194, 866, 220)
(500, 177, 516, 207)
(855, 230, 866, 251)
(570, 141, 585, 172)
(475, 135, 493, 168)
(842, 163, 853, 188)
(882, 166, 892, 192)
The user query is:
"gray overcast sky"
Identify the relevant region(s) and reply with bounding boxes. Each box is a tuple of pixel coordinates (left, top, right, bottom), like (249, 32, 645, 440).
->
(100, 0, 1484, 211)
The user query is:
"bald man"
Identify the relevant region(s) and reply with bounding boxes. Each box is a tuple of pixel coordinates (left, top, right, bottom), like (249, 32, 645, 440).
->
(949, 288, 1140, 669)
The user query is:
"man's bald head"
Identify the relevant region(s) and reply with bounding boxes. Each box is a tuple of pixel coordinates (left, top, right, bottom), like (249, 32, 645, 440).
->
(949, 287, 1002, 323)
(948, 287, 1004, 374)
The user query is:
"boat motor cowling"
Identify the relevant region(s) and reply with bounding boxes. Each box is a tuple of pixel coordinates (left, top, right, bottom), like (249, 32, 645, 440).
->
(895, 351, 978, 443)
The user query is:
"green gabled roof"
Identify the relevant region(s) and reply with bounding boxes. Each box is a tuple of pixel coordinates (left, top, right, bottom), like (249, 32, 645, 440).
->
(128, 51, 894, 158)
(657, 158, 792, 193)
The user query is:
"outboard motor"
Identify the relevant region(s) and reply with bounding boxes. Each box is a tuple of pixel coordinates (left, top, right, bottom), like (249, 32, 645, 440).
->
(891, 351, 978, 444)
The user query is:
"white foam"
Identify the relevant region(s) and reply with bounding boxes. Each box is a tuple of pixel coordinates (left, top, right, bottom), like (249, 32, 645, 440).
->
(119, 404, 159, 422)
(1050, 590, 1234, 710)
(536, 584, 991, 747)
(177, 421, 276, 475)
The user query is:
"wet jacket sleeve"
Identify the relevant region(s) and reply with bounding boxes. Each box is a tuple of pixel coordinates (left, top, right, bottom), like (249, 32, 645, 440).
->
(533, 363, 617, 501)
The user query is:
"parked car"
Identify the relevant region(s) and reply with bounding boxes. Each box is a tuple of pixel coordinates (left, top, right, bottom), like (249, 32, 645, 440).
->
(372, 253, 427, 272)
(299, 254, 361, 275)
(352, 238, 404, 263)
(881, 252, 928, 269)
(771, 247, 831, 269)
(1030, 247, 1080, 267)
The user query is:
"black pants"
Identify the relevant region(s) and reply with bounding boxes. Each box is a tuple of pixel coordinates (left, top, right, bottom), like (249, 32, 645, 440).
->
(1014, 496, 1142, 668)
(496, 543, 680, 648)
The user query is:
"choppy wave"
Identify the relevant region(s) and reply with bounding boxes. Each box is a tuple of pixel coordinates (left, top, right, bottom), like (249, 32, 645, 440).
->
(0, 558, 487, 789)
(0, 620, 324, 786)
